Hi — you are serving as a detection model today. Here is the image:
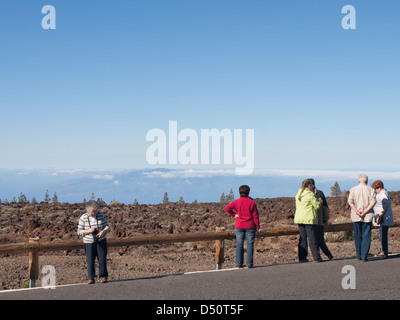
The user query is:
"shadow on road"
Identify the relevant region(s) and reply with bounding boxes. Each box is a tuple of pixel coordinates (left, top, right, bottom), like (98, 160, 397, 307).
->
(109, 272, 185, 284)
(107, 252, 400, 286)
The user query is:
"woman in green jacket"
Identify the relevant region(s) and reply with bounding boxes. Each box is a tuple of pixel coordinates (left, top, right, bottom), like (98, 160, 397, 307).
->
(294, 178, 323, 262)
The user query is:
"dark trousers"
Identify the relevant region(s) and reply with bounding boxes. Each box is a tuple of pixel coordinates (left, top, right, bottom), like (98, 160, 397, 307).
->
(380, 226, 389, 255)
(353, 222, 372, 260)
(316, 225, 333, 259)
(298, 224, 321, 262)
(84, 239, 108, 280)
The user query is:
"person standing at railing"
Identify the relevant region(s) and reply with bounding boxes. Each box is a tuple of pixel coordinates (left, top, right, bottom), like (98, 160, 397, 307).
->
(310, 179, 333, 260)
(371, 180, 394, 258)
(294, 178, 323, 263)
(348, 174, 376, 262)
(225, 185, 260, 268)
(77, 200, 110, 284)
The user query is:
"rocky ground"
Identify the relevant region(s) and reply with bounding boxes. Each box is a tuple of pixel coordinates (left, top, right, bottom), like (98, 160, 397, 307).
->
(1, 192, 400, 290)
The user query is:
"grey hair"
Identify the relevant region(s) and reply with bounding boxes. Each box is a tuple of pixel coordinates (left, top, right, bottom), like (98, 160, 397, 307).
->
(86, 200, 100, 212)
(358, 174, 368, 183)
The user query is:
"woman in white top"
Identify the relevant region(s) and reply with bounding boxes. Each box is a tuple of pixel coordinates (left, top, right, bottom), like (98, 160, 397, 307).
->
(371, 180, 394, 257)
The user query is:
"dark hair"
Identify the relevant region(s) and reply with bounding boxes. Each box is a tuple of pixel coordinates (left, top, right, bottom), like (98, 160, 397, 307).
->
(371, 180, 384, 190)
(239, 185, 250, 197)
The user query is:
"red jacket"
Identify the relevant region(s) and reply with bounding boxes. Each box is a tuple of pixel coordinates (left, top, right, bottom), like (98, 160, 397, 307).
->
(225, 196, 260, 229)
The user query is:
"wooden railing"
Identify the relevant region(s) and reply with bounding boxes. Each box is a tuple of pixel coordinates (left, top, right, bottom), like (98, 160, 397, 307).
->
(1, 222, 398, 288)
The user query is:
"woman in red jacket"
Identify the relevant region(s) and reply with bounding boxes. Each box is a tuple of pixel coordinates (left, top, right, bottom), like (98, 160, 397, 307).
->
(225, 185, 260, 268)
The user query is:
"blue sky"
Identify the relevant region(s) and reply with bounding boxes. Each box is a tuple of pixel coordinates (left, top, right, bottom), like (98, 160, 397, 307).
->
(0, 1, 400, 201)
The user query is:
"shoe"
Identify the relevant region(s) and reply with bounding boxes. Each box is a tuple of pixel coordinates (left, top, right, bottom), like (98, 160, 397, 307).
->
(376, 252, 388, 258)
(100, 277, 108, 283)
(299, 259, 309, 263)
(87, 280, 95, 284)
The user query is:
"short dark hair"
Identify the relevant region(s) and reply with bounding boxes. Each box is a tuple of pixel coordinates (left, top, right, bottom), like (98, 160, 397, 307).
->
(239, 185, 250, 197)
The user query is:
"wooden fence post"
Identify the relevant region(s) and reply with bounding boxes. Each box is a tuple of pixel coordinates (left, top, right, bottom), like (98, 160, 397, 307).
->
(28, 237, 40, 288)
(215, 227, 225, 270)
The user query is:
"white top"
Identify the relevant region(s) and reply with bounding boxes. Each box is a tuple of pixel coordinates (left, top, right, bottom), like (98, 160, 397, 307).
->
(373, 189, 394, 227)
(89, 216, 97, 224)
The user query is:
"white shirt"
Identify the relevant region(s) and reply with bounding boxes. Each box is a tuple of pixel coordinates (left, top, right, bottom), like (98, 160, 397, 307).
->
(373, 189, 394, 227)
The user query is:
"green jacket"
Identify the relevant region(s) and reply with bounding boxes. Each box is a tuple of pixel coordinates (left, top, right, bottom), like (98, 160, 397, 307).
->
(294, 188, 320, 225)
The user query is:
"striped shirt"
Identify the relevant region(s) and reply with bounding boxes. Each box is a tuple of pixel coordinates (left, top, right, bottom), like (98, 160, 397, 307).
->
(77, 212, 110, 244)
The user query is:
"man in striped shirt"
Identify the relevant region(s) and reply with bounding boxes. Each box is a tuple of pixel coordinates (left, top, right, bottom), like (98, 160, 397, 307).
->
(77, 200, 110, 284)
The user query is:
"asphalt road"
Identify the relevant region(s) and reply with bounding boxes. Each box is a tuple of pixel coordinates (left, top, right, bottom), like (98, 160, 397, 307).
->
(1, 254, 400, 301)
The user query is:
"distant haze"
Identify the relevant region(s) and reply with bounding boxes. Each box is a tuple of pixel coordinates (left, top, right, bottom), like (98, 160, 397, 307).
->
(1, 169, 399, 205)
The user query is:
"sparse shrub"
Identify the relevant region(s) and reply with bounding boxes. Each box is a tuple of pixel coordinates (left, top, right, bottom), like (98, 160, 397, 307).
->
(227, 189, 235, 202)
(162, 192, 169, 204)
(331, 181, 343, 197)
(44, 190, 50, 203)
(18, 193, 28, 204)
(220, 189, 235, 203)
(110, 200, 123, 207)
(325, 216, 353, 242)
